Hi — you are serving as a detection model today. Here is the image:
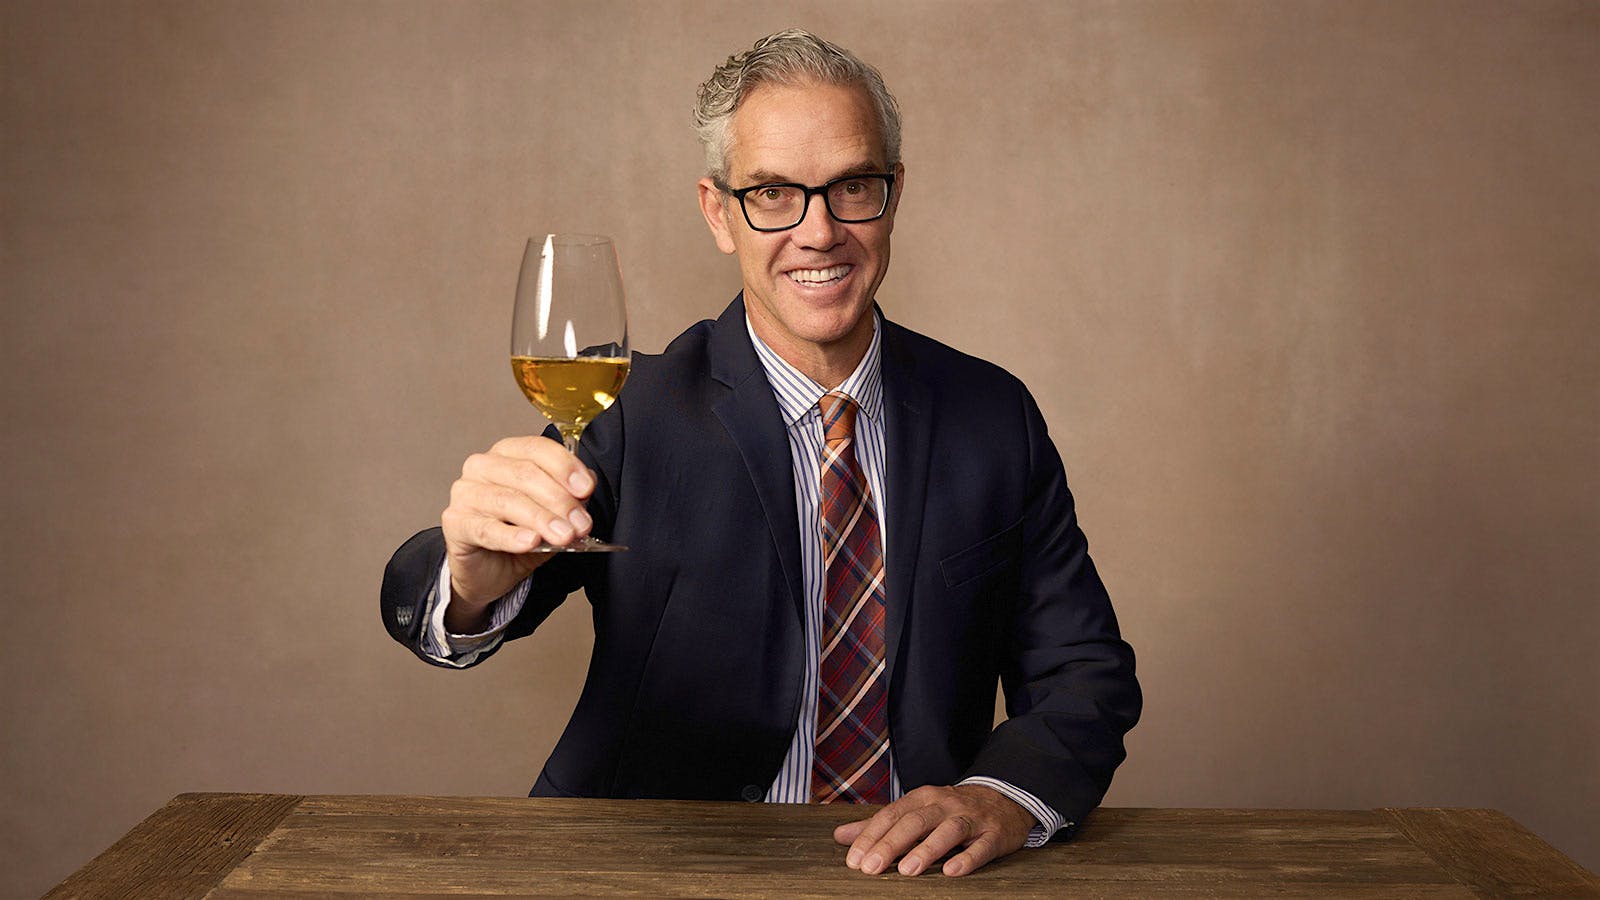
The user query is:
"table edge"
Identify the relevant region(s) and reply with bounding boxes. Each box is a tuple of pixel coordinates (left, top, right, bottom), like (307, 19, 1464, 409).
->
(44, 792, 304, 900)
(43, 798, 1600, 898)
(1380, 807, 1600, 896)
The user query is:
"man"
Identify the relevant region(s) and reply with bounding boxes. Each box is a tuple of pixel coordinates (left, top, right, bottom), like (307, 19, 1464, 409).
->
(382, 28, 1140, 878)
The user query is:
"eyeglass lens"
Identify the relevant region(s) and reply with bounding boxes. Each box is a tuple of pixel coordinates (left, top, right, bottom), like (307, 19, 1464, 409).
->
(743, 176, 889, 230)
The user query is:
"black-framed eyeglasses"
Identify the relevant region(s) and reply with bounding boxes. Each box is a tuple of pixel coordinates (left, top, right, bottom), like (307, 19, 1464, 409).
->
(715, 173, 896, 232)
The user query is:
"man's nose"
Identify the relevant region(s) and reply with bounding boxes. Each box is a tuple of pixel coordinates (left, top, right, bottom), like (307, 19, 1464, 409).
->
(792, 192, 844, 250)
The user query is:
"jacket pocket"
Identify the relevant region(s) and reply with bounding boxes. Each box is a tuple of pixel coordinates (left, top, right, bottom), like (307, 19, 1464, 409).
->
(939, 518, 1024, 588)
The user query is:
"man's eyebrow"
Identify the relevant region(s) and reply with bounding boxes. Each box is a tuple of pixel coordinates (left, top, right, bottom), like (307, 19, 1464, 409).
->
(740, 169, 792, 185)
(831, 162, 886, 179)
(738, 162, 886, 186)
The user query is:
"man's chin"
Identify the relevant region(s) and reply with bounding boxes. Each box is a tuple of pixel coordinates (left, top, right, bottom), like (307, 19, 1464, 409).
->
(747, 287, 875, 350)
(790, 318, 876, 353)
(793, 303, 875, 344)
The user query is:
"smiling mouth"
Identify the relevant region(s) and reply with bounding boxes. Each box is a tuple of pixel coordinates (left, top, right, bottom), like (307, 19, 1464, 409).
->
(786, 264, 853, 286)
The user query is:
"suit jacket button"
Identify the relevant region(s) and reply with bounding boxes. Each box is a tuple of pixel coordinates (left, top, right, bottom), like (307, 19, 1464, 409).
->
(741, 784, 763, 802)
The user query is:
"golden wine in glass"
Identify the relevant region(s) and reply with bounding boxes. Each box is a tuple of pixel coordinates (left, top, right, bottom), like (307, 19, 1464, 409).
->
(510, 234, 631, 552)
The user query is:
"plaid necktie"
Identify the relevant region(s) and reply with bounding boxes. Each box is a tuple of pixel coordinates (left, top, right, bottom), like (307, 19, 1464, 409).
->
(811, 391, 892, 804)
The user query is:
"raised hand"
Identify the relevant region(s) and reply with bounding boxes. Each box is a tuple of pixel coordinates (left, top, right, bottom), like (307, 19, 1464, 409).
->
(440, 435, 594, 631)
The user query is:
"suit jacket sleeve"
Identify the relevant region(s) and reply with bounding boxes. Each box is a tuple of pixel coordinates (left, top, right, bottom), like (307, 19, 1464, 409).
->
(961, 386, 1141, 827)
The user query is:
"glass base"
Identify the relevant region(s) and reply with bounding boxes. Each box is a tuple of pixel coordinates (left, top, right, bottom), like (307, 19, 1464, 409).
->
(529, 536, 628, 553)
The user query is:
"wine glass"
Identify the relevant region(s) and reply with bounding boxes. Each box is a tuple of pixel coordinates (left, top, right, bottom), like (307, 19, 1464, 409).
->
(510, 234, 631, 552)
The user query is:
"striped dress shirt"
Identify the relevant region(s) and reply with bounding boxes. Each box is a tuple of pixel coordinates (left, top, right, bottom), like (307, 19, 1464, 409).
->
(421, 313, 1065, 845)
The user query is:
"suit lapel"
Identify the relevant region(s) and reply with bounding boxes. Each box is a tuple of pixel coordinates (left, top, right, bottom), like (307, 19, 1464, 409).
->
(878, 319, 933, 690)
(708, 295, 806, 627)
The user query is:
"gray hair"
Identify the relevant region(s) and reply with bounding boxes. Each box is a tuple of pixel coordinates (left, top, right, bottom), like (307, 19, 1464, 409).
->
(693, 28, 902, 182)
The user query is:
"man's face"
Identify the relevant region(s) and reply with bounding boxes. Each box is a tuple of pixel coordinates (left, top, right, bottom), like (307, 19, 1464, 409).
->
(698, 81, 902, 372)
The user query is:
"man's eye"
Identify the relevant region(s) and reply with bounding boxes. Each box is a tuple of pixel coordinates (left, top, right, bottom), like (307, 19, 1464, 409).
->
(841, 180, 865, 195)
(761, 188, 786, 201)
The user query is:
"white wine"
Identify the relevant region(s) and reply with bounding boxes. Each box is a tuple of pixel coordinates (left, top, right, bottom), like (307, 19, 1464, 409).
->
(511, 355, 630, 430)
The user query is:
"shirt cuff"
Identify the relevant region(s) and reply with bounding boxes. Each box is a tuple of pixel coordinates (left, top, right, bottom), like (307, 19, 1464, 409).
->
(419, 558, 531, 667)
(958, 776, 1071, 847)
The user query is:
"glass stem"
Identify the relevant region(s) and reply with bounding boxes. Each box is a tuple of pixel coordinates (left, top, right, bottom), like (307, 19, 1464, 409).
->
(557, 425, 587, 548)
(558, 425, 583, 457)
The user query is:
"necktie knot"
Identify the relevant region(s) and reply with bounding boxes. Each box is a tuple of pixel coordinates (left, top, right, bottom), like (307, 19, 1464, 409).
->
(819, 391, 859, 445)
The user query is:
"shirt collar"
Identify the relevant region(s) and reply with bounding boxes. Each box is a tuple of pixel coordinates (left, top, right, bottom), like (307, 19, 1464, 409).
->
(745, 311, 884, 429)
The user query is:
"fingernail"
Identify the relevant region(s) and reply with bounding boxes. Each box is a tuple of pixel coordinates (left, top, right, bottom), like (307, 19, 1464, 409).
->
(863, 854, 882, 874)
(549, 518, 574, 541)
(898, 860, 919, 877)
(517, 529, 538, 546)
(845, 849, 862, 868)
(569, 470, 593, 493)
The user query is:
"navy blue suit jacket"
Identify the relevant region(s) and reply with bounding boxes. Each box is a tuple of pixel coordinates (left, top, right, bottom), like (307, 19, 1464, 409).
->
(382, 295, 1140, 826)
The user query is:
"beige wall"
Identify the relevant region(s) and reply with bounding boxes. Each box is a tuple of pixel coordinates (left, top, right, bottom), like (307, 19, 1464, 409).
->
(3, 1, 1596, 894)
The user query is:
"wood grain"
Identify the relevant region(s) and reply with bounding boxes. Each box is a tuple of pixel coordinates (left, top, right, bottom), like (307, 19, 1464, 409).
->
(47, 797, 1598, 898)
(44, 793, 302, 900)
(1382, 808, 1600, 897)
(214, 800, 1472, 898)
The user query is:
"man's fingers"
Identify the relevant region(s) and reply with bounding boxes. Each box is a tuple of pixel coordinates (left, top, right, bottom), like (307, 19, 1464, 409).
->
(482, 437, 595, 497)
(442, 506, 536, 554)
(447, 436, 596, 550)
(486, 434, 565, 462)
(472, 515, 542, 554)
(854, 804, 944, 875)
(942, 831, 1001, 877)
(895, 814, 974, 877)
(453, 444, 597, 540)
(833, 820, 867, 845)
(451, 479, 587, 544)
(465, 452, 593, 511)
(844, 805, 909, 870)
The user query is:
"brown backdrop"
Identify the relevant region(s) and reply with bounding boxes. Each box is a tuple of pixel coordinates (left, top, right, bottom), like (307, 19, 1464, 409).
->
(3, 1, 1596, 894)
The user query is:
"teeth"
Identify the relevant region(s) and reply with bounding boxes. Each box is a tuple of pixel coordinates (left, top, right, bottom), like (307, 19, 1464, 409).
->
(788, 265, 851, 284)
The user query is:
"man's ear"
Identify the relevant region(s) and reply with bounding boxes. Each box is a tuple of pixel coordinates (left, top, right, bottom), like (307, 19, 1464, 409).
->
(697, 178, 738, 255)
(887, 163, 905, 220)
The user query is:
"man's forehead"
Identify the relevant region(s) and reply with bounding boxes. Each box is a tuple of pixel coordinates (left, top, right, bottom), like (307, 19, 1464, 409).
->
(726, 81, 887, 182)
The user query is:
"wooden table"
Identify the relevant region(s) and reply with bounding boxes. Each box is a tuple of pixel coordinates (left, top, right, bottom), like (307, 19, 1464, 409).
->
(47, 794, 1598, 898)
